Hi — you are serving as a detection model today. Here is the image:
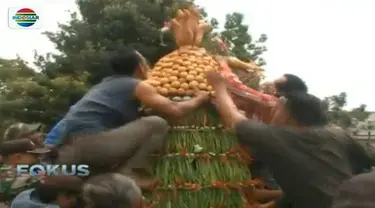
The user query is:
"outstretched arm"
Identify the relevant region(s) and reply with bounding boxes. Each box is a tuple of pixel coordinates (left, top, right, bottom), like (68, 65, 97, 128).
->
(205, 72, 246, 128)
(206, 71, 299, 160)
(135, 81, 209, 118)
(215, 57, 276, 120)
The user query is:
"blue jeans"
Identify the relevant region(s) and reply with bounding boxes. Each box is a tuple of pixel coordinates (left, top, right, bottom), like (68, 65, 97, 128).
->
(44, 119, 68, 146)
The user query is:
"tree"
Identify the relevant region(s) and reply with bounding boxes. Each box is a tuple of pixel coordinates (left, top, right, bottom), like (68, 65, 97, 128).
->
(324, 92, 348, 126)
(358, 104, 367, 112)
(200, 12, 267, 89)
(0, 57, 37, 134)
(329, 92, 347, 112)
(2, 1, 268, 206)
(0, 57, 89, 130)
(220, 13, 267, 65)
(324, 92, 370, 129)
(35, 0, 179, 85)
(35, 0, 267, 82)
(202, 12, 267, 67)
(1, 0, 267, 128)
(350, 104, 370, 121)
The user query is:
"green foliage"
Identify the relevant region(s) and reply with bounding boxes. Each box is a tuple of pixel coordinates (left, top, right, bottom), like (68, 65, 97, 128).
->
(350, 104, 370, 121)
(202, 13, 267, 66)
(324, 92, 370, 128)
(202, 12, 267, 89)
(0, 58, 88, 130)
(36, 0, 178, 84)
(1, 0, 267, 129)
(221, 13, 267, 65)
(0, 1, 268, 205)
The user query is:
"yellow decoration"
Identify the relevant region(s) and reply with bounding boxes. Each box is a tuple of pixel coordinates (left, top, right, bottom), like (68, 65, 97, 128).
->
(147, 4, 218, 97)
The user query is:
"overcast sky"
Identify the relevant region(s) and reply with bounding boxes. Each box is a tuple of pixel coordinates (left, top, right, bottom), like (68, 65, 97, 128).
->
(1, 0, 374, 110)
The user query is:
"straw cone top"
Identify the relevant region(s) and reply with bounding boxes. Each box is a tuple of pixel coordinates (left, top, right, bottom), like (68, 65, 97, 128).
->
(146, 3, 264, 97)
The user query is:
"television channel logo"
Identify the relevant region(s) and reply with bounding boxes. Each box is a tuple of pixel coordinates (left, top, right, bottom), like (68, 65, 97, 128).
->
(8, 7, 42, 29)
(16, 164, 90, 177)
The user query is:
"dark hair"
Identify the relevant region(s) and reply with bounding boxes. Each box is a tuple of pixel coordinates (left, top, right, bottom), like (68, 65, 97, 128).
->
(276, 74, 308, 94)
(34, 183, 80, 204)
(108, 47, 141, 76)
(283, 91, 328, 126)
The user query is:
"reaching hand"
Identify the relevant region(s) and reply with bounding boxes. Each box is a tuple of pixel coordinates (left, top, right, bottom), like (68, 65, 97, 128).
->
(206, 71, 226, 89)
(213, 55, 227, 64)
(194, 90, 210, 102)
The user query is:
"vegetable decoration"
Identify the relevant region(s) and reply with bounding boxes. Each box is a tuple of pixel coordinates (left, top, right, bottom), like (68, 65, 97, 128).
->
(145, 2, 268, 208)
(147, 4, 217, 97)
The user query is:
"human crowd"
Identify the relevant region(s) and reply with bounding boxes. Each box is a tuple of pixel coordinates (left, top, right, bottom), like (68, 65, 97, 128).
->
(0, 47, 374, 208)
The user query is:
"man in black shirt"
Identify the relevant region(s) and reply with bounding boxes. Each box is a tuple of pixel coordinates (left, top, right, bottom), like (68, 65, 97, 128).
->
(332, 171, 375, 208)
(206, 71, 372, 208)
